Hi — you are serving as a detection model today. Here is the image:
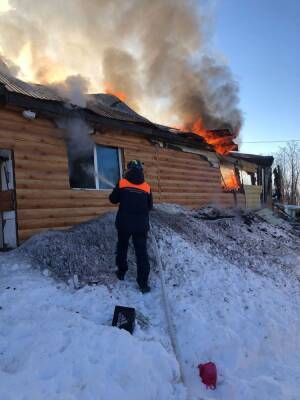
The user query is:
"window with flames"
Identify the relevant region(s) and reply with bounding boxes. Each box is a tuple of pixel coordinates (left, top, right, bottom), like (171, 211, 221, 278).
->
(220, 163, 241, 192)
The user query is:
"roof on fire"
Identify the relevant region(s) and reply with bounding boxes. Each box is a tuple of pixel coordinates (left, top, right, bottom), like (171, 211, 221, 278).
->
(0, 71, 63, 101)
(0, 71, 234, 153)
(0, 71, 151, 124)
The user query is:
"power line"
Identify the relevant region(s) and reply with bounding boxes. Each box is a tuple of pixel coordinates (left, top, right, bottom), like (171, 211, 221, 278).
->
(242, 139, 300, 144)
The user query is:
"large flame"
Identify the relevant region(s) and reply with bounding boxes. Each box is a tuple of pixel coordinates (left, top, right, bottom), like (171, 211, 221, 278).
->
(222, 171, 240, 191)
(220, 164, 240, 191)
(189, 118, 238, 155)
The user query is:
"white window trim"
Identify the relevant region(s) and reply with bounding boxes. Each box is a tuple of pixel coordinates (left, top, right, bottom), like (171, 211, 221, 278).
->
(94, 145, 123, 191)
(118, 148, 123, 180)
(94, 145, 100, 190)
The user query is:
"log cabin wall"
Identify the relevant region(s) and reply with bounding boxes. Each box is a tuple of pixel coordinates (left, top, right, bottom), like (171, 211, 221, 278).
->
(0, 106, 244, 243)
(156, 147, 237, 208)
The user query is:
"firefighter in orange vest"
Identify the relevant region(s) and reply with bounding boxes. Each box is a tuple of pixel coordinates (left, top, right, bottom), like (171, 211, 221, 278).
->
(109, 160, 153, 293)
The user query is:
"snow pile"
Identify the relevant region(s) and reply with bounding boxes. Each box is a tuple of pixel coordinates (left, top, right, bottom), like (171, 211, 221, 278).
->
(0, 261, 183, 400)
(1, 204, 300, 399)
(17, 212, 158, 284)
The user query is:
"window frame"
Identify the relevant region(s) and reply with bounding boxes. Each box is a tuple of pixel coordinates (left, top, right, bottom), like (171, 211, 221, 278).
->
(70, 145, 122, 191)
(94, 145, 123, 191)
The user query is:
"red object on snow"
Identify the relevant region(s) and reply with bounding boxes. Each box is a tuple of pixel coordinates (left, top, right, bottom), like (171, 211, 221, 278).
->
(198, 362, 217, 390)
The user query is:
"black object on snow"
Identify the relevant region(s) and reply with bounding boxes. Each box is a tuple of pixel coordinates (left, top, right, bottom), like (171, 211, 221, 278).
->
(112, 305, 136, 334)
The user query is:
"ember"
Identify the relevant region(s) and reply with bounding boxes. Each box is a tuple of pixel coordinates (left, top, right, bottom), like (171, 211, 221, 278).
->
(190, 118, 238, 155)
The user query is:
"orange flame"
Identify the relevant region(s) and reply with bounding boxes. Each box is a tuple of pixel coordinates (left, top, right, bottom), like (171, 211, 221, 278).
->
(220, 165, 240, 191)
(223, 172, 240, 191)
(103, 82, 126, 102)
(187, 118, 238, 155)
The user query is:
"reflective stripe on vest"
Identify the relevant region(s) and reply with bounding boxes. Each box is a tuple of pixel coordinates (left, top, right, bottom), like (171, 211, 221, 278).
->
(119, 178, 151, 194)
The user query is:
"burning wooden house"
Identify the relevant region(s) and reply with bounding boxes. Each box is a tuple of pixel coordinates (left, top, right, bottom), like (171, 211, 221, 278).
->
(0, 72, 273, 249)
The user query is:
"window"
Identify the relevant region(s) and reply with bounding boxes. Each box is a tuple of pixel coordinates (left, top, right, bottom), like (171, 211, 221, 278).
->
(220, 163, 241, 192)
(240, 170, 258, 186)
(95, 145, 121, 190)
(68, 150, 96, 189)
(68, 144, 122, 190)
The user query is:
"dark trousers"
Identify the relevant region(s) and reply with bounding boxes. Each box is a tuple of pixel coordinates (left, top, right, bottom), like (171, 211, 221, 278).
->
(116, 230, 150, 288)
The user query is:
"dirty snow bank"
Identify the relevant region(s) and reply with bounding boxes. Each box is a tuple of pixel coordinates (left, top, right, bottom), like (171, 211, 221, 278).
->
(0, 260, 184, 400)
(0, 205, 300, 400)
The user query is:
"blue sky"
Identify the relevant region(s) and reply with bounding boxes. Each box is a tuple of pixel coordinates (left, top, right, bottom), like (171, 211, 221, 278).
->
(213, 0, 300, 155)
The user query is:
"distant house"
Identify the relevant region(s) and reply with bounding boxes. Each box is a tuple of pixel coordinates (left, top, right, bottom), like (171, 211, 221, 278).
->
(0, 72, 273, 249)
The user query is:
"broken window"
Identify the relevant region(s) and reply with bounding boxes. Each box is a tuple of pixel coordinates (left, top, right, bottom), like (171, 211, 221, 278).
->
(220, 163, 241, 191)
(240, 170, 258, 186)
(68, 145, 122, 190)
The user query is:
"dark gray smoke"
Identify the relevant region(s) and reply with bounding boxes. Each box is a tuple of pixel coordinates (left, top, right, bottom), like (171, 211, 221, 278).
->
(0, 0, 243, 133)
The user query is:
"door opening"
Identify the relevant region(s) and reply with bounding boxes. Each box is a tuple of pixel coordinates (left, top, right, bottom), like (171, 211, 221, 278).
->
(0, 149, 17, 250)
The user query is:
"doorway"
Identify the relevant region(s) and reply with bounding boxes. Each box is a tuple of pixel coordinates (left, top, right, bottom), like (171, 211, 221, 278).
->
(0, 149, 17, 250)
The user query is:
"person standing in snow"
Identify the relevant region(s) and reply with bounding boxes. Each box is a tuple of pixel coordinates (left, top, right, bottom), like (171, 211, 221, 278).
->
(109, 160, 153, 293)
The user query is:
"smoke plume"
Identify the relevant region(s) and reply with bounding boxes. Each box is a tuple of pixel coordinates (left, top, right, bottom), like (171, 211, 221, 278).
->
(50, 75, 90, 107)
(0, 0, 243, 134)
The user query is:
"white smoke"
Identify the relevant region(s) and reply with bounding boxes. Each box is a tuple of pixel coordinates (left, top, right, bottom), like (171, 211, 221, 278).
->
(0, 0, 243, 133)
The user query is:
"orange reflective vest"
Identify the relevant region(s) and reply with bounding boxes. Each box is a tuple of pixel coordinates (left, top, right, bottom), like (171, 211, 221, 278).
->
(119, 178, 151, 194)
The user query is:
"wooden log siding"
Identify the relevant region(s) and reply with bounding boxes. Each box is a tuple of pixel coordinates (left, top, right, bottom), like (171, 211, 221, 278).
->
(156, 147, 235, 208)
(0, 107, 243, 242)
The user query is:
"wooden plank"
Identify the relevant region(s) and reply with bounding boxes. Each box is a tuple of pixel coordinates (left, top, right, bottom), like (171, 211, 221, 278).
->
(0, 138, 67, 156)
(95, 132, 150, 145)
(14, 151, 68, 165)
(141, 162, 214, 174)
(159, 179, 222, 187)
(0, 108, 58, 129)
(17, 198, 114, 210)
(125, 150, 157, 158)
(15, 169, 70, 182)
(15, 159, 68, 173)
(16, 188, 112, 200)
(158, 149, 208, 161)
(18, 215, 103, 230)
(159, 154, 205, 164)
(16, 179, 69, 190)
(159, 187, 224, 194)
(94, 136, 150, 149)
(15, 152, 69, 168)
(0, 124, 65, 145)
(18, 206, 112, 220)
(159, 173, 221, 182)
(158, 165, 220, 175)
(158, 161, 216, 172)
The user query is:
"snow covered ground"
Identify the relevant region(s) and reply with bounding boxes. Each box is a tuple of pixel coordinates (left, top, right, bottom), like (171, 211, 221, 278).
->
(0, 205, 300, 400)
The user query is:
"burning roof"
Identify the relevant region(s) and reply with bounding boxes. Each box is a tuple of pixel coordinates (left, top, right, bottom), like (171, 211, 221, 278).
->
(0, 71, 238, 154)
(86, 93, 152, 125)
(0, 71, 63, 101)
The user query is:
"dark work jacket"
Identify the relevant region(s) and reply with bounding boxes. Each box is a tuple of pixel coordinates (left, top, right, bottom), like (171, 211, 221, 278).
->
(109, 169, 153, 233)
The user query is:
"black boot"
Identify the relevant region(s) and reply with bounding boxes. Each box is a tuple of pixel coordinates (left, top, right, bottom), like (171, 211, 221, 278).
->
(140, 285, 151, 294)
(116, 270, 126, 281)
